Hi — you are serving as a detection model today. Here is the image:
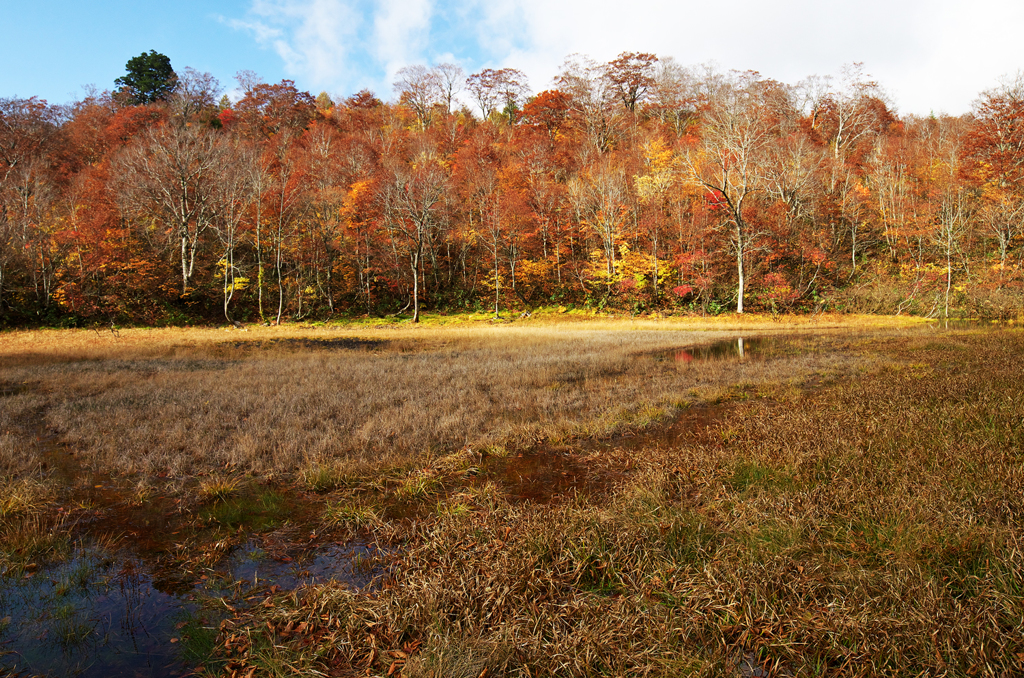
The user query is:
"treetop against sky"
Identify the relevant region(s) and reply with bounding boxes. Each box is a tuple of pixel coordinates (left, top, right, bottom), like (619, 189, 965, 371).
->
(3, 0, 1024, 116)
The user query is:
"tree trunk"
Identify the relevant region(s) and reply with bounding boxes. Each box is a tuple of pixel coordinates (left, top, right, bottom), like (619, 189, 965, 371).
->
(735, 221, 746, 314)
(180, 233, 189, 295)
(411, 250, 420, 322)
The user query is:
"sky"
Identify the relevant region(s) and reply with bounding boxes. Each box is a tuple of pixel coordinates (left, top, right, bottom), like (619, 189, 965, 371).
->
(2, 0, 1023, 117)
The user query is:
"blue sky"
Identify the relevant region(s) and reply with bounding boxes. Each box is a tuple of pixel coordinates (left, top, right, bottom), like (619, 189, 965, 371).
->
(3, 0, 1023, 116)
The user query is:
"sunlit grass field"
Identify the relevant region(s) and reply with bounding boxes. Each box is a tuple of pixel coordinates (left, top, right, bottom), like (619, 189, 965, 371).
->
(2, 313, 1022, 676)
(0, 312, 895, 477)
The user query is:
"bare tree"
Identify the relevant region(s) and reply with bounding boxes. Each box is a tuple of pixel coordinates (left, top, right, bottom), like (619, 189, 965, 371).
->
(648, 57, 698, 135)
(556, 54, 620, 155)
(925, 117, 975, 318)
(394, 65, 443, 129)
(304, 123, 349, 313)
(965, 72, 1024, 287)
(168, 67, 221, 124)
(378, 134, 448, 322)
(211, 139, 256, 322)
(0, 97, 61, 311)
(866, 138, 912, 263)
(435, 63, 465, 114)
(569, 158, 627, 293)
(466, 68, 530, 120)
(800, 63, 891, 189)
(265, 134, 307, 325)
(113, 122, 226, 295)
(685, 71, 778, 313)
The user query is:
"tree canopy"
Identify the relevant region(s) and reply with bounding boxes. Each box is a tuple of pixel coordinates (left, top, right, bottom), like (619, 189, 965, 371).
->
(114, 50, 177, 105)
(2, 55, 1024, 326)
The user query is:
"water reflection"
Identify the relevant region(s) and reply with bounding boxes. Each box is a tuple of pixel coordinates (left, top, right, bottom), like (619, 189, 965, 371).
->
(0, 548, 190, 678)
(928, 318, 1014, 331)
(673, 337, 760, 363)
(0, 535, 385, 677)
(218, 539, 384, 593)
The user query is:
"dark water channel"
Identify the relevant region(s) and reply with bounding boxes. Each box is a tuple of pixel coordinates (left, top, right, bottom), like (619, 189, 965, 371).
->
(0, 440, 383, 678)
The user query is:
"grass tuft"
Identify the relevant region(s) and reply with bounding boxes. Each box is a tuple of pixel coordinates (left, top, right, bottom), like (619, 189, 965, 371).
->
(198, 475, 241, 501)
(298, 460, 364, 492)
(322, 501, 383, 531)
(0, 477, 51, 519)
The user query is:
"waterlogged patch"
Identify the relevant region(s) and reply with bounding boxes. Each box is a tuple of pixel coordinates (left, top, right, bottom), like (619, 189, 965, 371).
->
(480, 450, 619, 503)
(927, 318, 1012, 331)
(0, 534, 390, 677)
(198, 487, 290, 531)
(216, 538, 387, 592)
(0, 382, 28, 397)
(0, 437, 390, 676)
(662, 335, 811, 364)
(0, 546, 192, 678)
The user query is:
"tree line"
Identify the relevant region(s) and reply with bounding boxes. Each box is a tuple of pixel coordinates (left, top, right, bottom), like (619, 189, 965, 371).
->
(1, 52, 1023, 326)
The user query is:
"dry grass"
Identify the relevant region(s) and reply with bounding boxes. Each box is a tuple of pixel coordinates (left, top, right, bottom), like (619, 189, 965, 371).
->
(0, 390, 51, 474)
(0, 314, 903, 478)
(0, 477, 51, 520)
(198, 474, 241, 501)
(0, 476, 70, 575)
(12, 314, 1013, 676)
(199, 327, 1024, 677)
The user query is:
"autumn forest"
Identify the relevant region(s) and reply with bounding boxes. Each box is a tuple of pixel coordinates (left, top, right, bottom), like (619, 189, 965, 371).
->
(7, 50, 1024, 678)
(3, 53, 1024, 326)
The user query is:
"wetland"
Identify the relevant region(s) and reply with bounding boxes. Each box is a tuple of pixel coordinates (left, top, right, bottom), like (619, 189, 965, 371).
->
(1, 314, 1021, 676)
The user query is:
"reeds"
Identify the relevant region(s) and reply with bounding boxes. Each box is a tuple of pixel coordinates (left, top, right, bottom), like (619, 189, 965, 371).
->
(0, 317, 889, 478)
(9, 317, 1015, 675)
(0, 476, 70, 575)
(196, 327, 1024, 676)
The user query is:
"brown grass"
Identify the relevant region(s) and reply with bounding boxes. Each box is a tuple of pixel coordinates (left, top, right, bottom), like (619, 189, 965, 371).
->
(0, 314, 902, 478)
(11, 314, 1013, 676)
(0, 476, 70, 575)
(199, 327, 1024, 677)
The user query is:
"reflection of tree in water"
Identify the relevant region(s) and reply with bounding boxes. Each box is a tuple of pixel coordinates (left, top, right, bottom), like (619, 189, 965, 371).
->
(673, 337, 753, 363)
(116, 559, 149, 643)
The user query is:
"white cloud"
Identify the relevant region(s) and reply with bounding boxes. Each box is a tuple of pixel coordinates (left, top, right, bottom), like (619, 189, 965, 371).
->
(228, 0, 364, 91)
(491, 0, 932, 107)
(230, 0, 441, 99)
(229, 0, 1024, 114)
(373, 0, 436, 84)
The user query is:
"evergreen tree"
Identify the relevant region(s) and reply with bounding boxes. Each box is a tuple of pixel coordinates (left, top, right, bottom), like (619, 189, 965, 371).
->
(115, 50, 177, 105)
